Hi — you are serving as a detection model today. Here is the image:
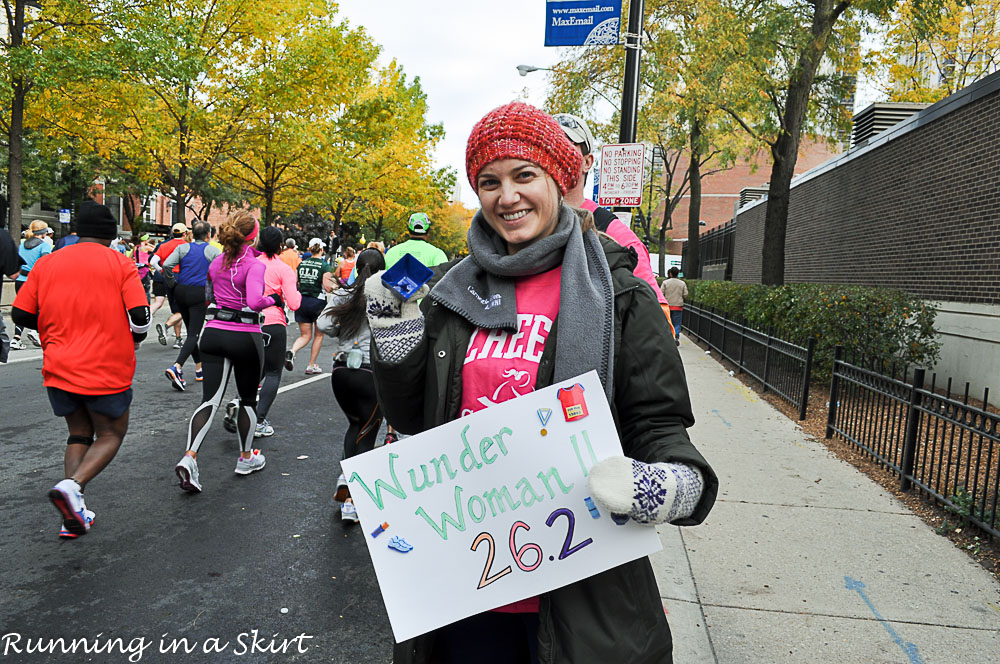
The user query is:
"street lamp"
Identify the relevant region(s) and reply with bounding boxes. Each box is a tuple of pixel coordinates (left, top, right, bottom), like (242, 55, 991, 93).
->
(516, 64, 549, 77)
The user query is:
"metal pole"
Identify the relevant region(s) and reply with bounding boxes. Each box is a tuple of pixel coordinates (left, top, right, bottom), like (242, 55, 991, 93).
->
(900, 368, 926, 492)
(826, 345, 843, 439)
(799, 337, 816, 421)
(618, 0, 645, 143)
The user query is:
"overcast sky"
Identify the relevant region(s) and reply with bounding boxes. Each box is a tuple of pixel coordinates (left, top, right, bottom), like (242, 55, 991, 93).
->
(336, 1, 563, 209)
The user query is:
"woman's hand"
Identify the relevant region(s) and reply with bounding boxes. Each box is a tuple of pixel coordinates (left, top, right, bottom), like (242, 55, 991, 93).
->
(588, 456, 704, 525)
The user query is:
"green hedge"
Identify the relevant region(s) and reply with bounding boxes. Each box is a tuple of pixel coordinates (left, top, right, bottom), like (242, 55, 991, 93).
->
(685, 281, 940, 384)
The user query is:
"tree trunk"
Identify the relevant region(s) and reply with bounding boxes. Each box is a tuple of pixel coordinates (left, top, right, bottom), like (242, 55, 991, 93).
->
(6, 1, 26, 237)
(685, 119, 702, 280)
(760, 0, 844, 285)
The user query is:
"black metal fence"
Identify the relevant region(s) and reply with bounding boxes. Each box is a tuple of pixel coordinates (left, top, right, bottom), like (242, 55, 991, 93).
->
(826, 346, 1000, 539)
(682, 221, 734, 280)
(684, 304, 815, 419)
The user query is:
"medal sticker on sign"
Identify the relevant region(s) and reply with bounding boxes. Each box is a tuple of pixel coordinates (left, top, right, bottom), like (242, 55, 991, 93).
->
(537, 408, 552, 436)
(381, 253, 433, 301)
(557, 383, 589, 422)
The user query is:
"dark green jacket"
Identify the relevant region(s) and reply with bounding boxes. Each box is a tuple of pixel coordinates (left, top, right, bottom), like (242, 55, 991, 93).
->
(372, 236, 718, 664)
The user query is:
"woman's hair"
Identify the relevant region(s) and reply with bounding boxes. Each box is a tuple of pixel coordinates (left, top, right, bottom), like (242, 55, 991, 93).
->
(309, 242, 324, 255)
(343, 246, 355, 259)
(218, 210, 258, 267)
(258, 226, 283, 258)
(366, 241, 385, 254)
(323, 248, 386, 340)
(26, 220, 49, 239)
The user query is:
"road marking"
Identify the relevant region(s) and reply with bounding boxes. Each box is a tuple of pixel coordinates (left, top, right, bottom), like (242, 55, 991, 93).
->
(844, 576, 924, 664)
(276, 372, 328, 394)
(4, 352, 43, 365)
(711, 409, 732, 427)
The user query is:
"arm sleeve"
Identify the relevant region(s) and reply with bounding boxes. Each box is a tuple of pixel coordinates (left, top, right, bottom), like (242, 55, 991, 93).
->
(128, 306, 151, 342)
(244, 261, 271, 312)
(205, 245, 222, 262)
(121, 259, 151, 340)
(11, 306, 38, 330)
(607, 220, 667, 305)
(613, 278, 717, 525)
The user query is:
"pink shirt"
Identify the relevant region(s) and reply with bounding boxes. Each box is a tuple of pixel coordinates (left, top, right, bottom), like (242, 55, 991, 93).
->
(258, 254, 302, 326)
(460, 266, 562, 614)
(581, 200, 668, 305)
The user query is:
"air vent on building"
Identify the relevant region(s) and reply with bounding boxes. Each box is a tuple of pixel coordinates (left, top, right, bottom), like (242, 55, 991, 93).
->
(739, 186, 768, 208)
(851, 102, 929, 147)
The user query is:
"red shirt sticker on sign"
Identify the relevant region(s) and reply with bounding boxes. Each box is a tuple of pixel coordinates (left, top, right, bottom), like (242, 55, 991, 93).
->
(557, 383, 589, 422)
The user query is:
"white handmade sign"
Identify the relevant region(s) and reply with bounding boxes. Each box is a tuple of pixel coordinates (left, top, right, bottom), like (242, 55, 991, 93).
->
(341, 370, 663, 642)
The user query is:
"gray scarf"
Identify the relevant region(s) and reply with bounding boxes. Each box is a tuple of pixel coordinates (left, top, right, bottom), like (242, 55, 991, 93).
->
(430, 204, 615, 399)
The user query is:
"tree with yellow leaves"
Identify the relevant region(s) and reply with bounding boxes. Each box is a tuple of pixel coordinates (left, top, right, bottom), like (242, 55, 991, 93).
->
(870, 0, 1000, 102)
(41, 0, 330, 225)
(218, 8, 380, 225)
(306, 63, 450, 246)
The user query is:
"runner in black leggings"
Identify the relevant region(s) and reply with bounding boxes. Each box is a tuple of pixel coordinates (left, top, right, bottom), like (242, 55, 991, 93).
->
(318, 248, 385, 523)
(254, 226, 302, 437)
(174, 212, 283, 493)
(162, 222, 220, 390)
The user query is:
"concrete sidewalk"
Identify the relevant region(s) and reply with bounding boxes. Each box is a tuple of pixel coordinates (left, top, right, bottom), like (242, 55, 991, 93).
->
(651, 340, 1000, 663)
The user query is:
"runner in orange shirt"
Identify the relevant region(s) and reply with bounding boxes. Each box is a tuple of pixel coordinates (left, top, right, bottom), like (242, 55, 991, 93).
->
(12, 202, 150, 538)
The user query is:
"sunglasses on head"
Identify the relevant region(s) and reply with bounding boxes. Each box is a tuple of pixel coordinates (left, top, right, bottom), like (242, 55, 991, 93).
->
(554, 114, 581, 130)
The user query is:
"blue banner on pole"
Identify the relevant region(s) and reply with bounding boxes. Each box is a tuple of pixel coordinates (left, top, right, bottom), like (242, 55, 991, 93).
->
(545, 0, 622, 46)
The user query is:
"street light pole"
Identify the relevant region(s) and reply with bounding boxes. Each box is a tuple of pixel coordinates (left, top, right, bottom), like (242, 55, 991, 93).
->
(618, 0, 644, 143)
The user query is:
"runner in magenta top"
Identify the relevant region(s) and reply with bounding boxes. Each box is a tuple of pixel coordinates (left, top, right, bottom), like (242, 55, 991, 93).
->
(174, 212, 282, 493)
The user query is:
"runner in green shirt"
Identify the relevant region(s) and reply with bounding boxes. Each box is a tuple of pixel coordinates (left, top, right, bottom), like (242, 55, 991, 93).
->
(384, 212, 448, 269)
(290, 238, 334, 375)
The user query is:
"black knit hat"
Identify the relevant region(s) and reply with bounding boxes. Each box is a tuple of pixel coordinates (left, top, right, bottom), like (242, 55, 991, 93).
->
(76, 201, 118, 240)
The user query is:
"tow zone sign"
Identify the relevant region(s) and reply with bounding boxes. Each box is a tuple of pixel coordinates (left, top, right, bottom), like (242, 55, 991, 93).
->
(597, 143, 644, 207)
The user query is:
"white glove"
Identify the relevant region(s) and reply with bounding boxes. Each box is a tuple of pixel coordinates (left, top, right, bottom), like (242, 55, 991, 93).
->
(365, 271, 429, 363)
(588, 456, 704, 525)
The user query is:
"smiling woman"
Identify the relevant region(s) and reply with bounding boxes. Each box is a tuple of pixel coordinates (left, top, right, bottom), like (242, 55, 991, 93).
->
(365, 101, 718, 664)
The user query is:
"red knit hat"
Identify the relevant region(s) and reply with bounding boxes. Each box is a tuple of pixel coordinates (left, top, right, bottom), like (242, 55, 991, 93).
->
(466, 101, 583, 195)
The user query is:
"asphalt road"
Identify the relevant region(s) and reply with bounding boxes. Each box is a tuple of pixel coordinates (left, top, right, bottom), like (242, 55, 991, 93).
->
(0, 318, 394, 664)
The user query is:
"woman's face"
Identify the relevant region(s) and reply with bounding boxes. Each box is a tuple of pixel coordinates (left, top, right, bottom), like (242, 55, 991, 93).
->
(476, 159, 560, 255)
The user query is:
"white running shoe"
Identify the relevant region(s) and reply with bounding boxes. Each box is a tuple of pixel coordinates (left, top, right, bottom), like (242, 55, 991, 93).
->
(59, 509, 95, 539)
(48, 479, 90, 536)
(254, 420, 274, 438)
(156, 323, 167, 345)
(172, 337, 184, 349)
(175, 454, 203, 493)
(235, 449, 266, 475)
(341, 500, 359, 523)
(26, 329, 41, 347)
(9, 337, 25, 350)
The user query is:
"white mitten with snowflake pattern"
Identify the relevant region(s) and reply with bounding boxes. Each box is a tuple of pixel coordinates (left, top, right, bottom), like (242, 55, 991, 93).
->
(588, 456, 704, 525)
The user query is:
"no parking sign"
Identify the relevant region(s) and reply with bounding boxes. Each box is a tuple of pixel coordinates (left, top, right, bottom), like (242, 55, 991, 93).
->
(597, 143, 644, 207)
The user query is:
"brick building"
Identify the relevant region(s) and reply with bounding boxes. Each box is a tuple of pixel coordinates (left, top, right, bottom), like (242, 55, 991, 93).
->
(659, 139, 842, 256)
(729, 71, 1000, 404)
